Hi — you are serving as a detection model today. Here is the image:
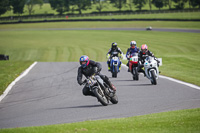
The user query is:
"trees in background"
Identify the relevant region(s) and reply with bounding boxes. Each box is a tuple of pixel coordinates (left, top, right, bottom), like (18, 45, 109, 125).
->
(149, 0, 153, 10)
(126, 0, 134, 11)
(49, 0, 70, 15)
(112, 0, 126, 11)
(1, 0, 200, 16)
(152, 0, 164, 10)
(190, 0, 200, 8)
(71, 0, 91, 14)
(26, 0, 43, 15)
(172, 0, 187, 9)
(0, 0, 10, 16)
(133, 0, 147, 10)
(10, 0, 26, 15)
(96, 0, 108, 13)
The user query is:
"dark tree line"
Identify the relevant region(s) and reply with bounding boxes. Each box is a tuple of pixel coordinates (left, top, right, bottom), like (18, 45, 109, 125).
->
(1, 0, 200, 16)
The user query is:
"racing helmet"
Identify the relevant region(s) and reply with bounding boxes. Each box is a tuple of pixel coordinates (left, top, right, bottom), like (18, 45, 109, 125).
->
(79, 55, 89, 68)
(130, 41, 136, 47)
(111, 42, 117, 50)
(141, 44, 148, 54)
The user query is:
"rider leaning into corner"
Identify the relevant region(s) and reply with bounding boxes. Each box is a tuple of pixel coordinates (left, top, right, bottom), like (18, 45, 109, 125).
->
(126, 40, 140, 71)
(106, 42, 123, 71)
(138, 44, 160, 76)
(77, 55, 116, 97)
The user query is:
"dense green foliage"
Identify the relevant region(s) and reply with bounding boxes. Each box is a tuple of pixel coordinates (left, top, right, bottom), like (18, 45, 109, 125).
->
(0, 0, 9, 16)
(1, 0, 200, 16)
(0, 108, 199, 132)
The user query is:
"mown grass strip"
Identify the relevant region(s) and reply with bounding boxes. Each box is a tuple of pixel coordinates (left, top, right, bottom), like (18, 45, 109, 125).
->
(0, 108, 199, 133)
(1, 21, 200, 29)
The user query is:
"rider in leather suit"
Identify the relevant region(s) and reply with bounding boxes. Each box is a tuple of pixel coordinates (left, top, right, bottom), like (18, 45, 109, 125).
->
(138, 44, 159, 76)
(77, 55, 116, 96)
(126, 41, 140, 71)
(106, 42, 123, 71)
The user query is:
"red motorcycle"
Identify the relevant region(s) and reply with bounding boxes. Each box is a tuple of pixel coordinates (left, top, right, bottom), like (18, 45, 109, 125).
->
(128, 53, 139, 80)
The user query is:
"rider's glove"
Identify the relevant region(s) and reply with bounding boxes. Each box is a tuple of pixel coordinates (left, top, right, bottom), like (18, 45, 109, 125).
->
(106, 54, 110, 59)
(119, 54, 122, 59)
(94, 71, 100, 75)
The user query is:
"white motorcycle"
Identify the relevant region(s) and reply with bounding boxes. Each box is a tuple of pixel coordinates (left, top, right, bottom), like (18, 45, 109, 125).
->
(143, 56, 159, 85)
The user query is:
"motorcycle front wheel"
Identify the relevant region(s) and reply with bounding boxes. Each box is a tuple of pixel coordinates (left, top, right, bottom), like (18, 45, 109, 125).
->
(112, 66, 118, 78)
(110, 94, 118, 104)
(150, 70, 157, 85)
(93, 88, 108, 106)
(132, 67, 139, 81)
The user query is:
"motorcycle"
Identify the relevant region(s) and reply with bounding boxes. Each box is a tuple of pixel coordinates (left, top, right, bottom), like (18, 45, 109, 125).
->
(84, 74, 118, 106)
(128, 53, 139, 80)
(110, 56, 121, 78)
(143, 56, 159, 85)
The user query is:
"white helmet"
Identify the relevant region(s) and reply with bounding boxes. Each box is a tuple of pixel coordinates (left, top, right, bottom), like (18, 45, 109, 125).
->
(130, 41, 136, 47)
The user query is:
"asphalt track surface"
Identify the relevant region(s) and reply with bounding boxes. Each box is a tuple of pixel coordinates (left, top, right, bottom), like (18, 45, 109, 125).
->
(1, 28, 200, 33)
(0, 62, 200, 129)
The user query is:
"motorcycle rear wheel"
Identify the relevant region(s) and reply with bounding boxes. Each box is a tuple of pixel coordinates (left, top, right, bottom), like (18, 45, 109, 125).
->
(93, 88, 108, 106)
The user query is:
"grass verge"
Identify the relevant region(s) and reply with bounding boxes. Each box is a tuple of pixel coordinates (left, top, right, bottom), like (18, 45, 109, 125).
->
(0, 61, 33, 94)
(0, 108, 199, 132)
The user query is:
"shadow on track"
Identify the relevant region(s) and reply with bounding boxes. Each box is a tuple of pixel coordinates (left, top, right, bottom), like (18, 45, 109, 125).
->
(117, 84, 152, 86)
(49, 104, 103, 110)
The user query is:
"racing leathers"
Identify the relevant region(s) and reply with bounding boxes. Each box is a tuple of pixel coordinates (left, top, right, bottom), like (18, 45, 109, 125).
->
(106, 47, 123, 71)
(126, 47, 140, 70)
(138, 50, 159, 76)
(77, 60, 116, 96)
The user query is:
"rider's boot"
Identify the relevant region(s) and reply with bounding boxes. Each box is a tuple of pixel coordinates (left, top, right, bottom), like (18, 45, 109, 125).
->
(108, 66, 111, 71)
(103, 75, 116, 93)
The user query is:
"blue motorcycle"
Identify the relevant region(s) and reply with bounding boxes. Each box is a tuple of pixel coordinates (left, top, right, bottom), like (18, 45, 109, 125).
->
(110, 56, 121, 78)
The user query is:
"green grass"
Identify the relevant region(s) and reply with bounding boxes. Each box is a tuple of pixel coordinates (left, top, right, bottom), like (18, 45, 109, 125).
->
(0, 61, 32, 94)
(0, 108, 199, 132)
(0, 21, 200, 29)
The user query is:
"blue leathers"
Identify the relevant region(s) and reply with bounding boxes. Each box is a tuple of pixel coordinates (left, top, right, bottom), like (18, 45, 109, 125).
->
(126, 47, 140, 60)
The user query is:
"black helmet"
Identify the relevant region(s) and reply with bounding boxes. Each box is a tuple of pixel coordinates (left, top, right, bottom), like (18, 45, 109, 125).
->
(111, 42, 117, 50)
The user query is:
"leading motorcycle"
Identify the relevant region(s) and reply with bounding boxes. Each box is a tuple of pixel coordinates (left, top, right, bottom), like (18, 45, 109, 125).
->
(84, 74, 118, 106)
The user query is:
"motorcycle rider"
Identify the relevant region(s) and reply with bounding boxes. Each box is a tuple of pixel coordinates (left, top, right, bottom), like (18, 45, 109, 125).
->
(106, 42, 123, 71)
(77, 55, 116, 97)
(126, 41, 140, 72)
(138, 44, 160, 76)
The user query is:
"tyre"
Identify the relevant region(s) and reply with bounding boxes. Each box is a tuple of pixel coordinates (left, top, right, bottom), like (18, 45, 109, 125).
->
(133, 67, 139, 80)
(132, 66, 139, 80)
(110, 94, 118, 104)
(93, 87, 108, 106)
(150, 70, 157, 85)
(114, 66, 118, 78)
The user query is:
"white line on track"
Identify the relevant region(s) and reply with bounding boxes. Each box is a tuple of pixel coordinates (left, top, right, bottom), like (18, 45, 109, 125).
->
(122, 64, 200, 90)
(0, 61, 38, 102)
